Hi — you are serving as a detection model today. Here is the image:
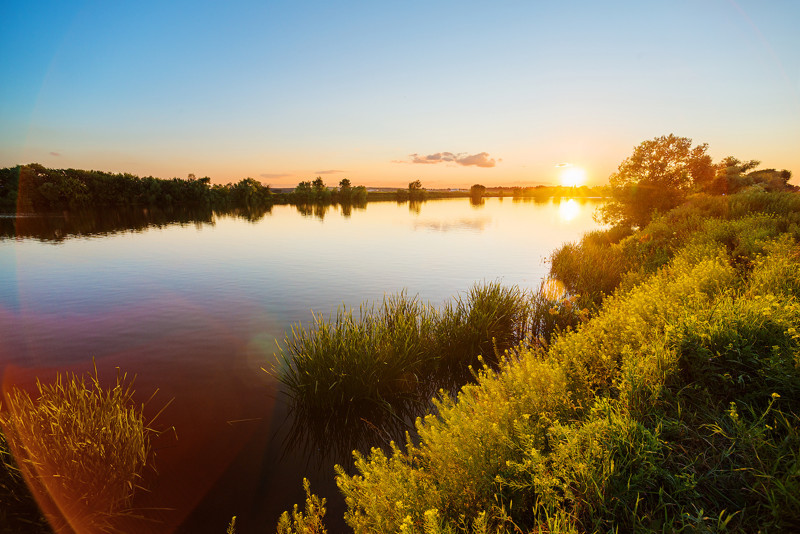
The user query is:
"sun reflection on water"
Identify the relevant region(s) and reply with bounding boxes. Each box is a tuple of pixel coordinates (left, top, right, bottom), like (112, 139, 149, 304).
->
(558, 198, 581, 222)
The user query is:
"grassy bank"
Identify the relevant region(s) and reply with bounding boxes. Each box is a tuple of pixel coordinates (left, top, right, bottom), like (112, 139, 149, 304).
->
(271, 189, 800, 533)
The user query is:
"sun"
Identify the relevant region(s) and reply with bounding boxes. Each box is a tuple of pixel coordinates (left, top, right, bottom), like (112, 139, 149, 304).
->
(560, 167, 587, 187)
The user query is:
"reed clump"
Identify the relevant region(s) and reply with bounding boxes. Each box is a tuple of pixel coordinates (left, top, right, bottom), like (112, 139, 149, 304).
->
(0, 366, 152, 533)
(275, 293, 438, 423)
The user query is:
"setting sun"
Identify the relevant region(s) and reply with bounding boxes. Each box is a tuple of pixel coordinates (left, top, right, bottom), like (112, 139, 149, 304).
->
(560, 167, 587, 187)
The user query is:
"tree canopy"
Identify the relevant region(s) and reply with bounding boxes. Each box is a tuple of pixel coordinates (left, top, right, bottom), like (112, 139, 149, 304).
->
(597, 134, 714, 228)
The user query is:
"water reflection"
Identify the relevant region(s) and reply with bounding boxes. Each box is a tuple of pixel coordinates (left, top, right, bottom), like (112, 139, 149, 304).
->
(1, 205, 277, 241)
(469, 196, 485, 208)
(558, 198, 581, 221)
(0, 197, 588, 241)
(413, 218, 491, 232)
(279, 391, 432, 469)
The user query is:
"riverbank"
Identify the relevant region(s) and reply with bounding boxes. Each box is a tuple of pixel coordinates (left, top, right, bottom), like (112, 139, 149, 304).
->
(279, 188, 800, 533)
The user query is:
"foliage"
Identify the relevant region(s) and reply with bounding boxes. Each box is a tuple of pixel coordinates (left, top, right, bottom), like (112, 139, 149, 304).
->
(273, 292, 438, 428)
(0, 163, 278, 211)
(469, 184, 486, 199)
(434, 282, 530, 373)
(596, 134, 714, 228)
(0, 366, 153, 533)
(408, 180, 426, 200)
(273, 281, 581, 464)
(707, 156, 794, 195)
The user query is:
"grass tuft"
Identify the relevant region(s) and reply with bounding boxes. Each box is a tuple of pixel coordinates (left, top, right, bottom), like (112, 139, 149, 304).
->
(0, 364, 153, 533)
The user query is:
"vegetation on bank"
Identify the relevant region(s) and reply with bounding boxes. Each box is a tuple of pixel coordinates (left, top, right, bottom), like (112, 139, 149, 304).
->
(269, 188, 800, 534)
(273, 283, 584, 462)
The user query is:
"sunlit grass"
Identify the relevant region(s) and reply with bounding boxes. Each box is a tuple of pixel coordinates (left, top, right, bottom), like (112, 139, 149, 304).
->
(0, 365, 154, 533)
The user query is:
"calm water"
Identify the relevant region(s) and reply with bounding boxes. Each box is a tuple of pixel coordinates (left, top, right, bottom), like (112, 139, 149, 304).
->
(0, 197, 601, 533)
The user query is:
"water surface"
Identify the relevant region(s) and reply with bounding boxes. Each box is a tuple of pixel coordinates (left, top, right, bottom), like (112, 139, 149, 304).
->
(0, 197, 602, 533)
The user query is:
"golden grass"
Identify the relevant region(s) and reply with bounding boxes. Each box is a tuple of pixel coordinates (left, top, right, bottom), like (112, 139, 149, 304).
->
(0, 364, 152, 533)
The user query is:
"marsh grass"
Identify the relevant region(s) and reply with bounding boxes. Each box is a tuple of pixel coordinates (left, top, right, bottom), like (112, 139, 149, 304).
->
(434, 282, 528, 370)
(274, 282, 583, 463)
(275, 292, 438, 418)
(0, 365, 153, 533)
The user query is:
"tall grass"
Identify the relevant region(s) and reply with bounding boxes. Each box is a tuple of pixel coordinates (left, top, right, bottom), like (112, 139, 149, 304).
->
(275, 292, 438, 417)
(0, 366, 153, 533)
(273, 282, 581, 463)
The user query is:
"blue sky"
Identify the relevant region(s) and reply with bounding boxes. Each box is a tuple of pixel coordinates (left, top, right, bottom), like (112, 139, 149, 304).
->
(1, 0, 798, 187)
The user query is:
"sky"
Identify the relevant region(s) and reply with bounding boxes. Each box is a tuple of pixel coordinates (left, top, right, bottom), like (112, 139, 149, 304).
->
(1, 0, 799, 188)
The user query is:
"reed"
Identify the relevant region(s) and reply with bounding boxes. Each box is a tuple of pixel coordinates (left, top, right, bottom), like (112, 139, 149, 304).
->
(434, 281, 529, 371)
(0, 365, 152, 533)
(274, 292, 438, 423)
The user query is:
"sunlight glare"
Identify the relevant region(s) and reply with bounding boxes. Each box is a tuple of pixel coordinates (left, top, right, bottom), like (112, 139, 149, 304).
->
(560, 167, 587, 187)
(558, 198, 581, 222)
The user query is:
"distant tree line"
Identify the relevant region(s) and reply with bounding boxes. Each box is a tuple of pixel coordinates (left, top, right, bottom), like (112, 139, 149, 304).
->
(293, 177, 368, 204)
(0, 164, 375, 212)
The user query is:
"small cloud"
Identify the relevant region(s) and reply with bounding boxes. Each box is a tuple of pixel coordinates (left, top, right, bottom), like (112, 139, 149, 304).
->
(314, 169, 345, 175)
(405, 151, 497, 168)
(49, 151, 61, 157)
(555, 162, 572, 168)
(260, 173, 294, 179)
(456, 152, 496, 168)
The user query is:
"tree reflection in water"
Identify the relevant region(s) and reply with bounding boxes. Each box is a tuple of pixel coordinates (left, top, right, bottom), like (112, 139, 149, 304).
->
(0, 205, 276, 241)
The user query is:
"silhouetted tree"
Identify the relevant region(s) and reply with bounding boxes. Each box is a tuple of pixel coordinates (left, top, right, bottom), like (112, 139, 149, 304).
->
(408, 180, 425, 200)
(470, 184, 486, 200)
(338, 178, 352, 202)
(312, 177, 331, 202)
(294, 181, 313, 202)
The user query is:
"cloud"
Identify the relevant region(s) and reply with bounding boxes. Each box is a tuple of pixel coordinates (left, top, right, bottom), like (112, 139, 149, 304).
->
(456, 152, 496, 168)
(260, 173, 294, 179)
(314, 169, 345, 175)
(49, 151, 61, 157)
(404, 151, 498, 168)
(555, 162, 572, 168)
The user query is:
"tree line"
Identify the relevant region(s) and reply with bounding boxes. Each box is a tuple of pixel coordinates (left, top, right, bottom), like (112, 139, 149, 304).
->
(0, 164, 372, 212)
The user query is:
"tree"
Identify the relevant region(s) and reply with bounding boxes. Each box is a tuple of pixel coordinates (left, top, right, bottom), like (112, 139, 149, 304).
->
(597, 134, 714, 228)
(294, 181, 313, 202)
(311, 177, 331, 202)
(408, 180, 424, 200)
(338, 178, 352, 202)
(469, 184, 486, 199)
